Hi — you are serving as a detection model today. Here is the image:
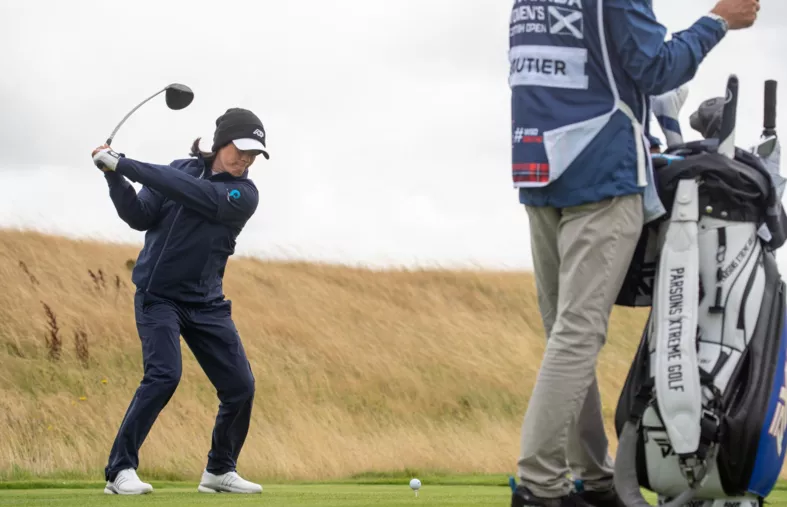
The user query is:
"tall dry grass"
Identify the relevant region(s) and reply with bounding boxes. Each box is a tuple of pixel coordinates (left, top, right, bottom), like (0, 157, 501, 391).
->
(0, 228, 781, 482)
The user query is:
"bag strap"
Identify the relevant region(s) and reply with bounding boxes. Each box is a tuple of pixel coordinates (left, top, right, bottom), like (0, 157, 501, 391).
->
(653, 177, 703, 457)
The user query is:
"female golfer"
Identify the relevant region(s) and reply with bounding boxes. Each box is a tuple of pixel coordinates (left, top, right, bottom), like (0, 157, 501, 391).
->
(92, 107, 268, 495)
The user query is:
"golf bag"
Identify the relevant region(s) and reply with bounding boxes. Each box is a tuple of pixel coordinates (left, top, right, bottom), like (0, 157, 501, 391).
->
(613, 77, 787, 507)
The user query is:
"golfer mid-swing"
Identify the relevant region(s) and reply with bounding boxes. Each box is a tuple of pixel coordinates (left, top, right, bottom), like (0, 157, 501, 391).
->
(92, 108, 268, 495)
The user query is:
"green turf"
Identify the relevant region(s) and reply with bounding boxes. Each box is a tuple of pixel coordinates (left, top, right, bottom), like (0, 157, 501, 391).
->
(0, 484, 506, 507)
(0, 480, 784, 507)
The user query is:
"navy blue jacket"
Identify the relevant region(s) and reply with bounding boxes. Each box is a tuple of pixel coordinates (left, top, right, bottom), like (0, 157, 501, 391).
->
(104, 156, 259, 304)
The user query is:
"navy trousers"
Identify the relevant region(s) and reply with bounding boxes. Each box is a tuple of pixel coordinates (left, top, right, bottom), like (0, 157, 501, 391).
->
(105, 290, 256, 482)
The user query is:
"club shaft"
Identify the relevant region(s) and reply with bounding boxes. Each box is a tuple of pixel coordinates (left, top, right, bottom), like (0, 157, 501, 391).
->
(106, 87, 167, 145)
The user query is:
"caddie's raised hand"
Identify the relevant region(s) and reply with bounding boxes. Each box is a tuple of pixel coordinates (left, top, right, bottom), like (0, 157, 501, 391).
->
(711, 0, 760, 30)
(651, 85, 689, 147)
(92, 144, 122, 172)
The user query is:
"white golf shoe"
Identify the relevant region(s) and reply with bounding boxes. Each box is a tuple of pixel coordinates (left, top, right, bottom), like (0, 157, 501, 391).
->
(198, 469, 263, 494)
(103, 468, 153, 495)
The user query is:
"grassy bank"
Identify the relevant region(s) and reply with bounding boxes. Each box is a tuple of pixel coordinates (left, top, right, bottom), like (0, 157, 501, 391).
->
(1, 228, 781, 485)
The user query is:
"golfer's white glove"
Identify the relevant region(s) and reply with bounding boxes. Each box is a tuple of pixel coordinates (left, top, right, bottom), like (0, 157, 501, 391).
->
(92, 146, 122, 172)
(651, 85, 690, 147)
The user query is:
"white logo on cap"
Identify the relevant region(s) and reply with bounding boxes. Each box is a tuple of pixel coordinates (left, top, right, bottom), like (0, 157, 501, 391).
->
(253, 128, 265, 139)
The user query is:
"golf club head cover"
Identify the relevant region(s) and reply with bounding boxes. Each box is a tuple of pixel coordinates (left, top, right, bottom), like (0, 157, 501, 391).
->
(651, 85, 689, 147)
(690, 97, 725, 140)
(93, 148, 123, 172)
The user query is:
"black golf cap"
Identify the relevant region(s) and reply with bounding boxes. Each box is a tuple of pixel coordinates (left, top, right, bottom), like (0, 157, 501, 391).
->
(212, 107, 269, 159)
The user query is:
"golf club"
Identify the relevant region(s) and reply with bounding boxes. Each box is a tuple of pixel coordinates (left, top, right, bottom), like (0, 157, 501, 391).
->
(95, 83, 193, 170)
(104, 83, 194, 147)
(756, 79, 778, 158)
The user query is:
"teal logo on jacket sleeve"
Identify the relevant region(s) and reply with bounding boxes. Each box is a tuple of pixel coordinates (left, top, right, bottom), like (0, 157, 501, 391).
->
(228, 189, 241, 200)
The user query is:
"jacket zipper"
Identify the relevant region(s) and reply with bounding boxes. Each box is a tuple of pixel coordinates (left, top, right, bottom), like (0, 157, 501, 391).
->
(146, 205, 183, 293)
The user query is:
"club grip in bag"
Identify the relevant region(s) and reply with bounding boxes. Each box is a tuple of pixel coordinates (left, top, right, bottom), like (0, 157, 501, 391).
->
(718, 74, 739, 159)
(765, 80, 778, 136)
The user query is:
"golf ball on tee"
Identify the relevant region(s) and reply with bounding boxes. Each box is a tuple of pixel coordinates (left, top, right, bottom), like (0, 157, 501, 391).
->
(410, 478, 421, 490)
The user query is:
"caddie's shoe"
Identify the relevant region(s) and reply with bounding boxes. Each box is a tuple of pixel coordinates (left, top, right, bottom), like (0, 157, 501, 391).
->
(103, 468, 153, 495)
(512, 484, 593, 507)
(198, 469, 263, 494)
(577, 486, 625, 507)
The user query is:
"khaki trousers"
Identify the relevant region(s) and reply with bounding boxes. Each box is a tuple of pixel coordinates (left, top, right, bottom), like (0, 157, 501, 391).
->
(517, 194, 643, 498)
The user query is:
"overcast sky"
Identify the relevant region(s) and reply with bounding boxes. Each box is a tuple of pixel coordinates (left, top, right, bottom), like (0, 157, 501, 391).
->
(1, 0, 785, 270)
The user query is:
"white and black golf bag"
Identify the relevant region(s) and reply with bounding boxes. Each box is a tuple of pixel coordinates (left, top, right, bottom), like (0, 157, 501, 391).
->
(613, 76, 787, 507)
